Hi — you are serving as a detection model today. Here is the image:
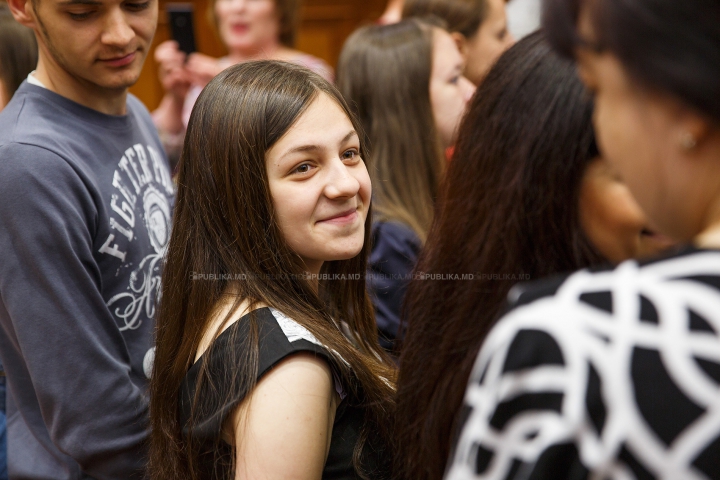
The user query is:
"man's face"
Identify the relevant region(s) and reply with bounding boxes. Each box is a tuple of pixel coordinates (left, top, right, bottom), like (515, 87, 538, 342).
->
(30, 0, 157, 92)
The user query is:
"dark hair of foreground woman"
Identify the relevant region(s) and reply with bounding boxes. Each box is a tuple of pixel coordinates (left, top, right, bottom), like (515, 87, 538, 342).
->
(395, 32, 605, 480)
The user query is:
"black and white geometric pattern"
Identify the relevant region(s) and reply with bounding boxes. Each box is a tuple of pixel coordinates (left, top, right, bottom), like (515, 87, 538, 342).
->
(445, 250, 720, 480)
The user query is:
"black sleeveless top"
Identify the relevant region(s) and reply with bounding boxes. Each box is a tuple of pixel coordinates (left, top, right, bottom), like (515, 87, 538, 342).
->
(179, 307, 390, 479)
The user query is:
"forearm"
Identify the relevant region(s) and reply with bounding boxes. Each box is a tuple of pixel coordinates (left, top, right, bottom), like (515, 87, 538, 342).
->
(152, 93, 186, 135)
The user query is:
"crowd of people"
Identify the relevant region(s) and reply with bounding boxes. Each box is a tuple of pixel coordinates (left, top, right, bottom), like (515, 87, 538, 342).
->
(0, 0, 718, 479)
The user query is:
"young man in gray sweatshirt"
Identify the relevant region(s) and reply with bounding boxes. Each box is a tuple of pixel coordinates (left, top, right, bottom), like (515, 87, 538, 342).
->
(0, 0, 173, 477)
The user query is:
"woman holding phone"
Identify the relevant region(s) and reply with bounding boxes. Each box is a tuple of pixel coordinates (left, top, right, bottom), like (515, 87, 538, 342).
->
(152, 0, 332, 167)
(149, 61, 395, 480)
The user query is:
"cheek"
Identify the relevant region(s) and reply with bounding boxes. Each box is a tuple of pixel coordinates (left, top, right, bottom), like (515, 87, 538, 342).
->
(135, 15, 158, 42)
(268, 183, 312, 243)
(430, 85, 463, 135)
(250, 3, 279, 29)
(465, 32, 501, 80)
(595, 99, 668, 226)
(357, 163, 372, 213)
(595, 98, 645, 190)
(215, 3, 229, 25)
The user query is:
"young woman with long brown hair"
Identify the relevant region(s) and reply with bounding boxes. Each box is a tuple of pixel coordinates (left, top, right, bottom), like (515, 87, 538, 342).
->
(337, 19, 475, 351)
(149, 61, 395, 480)
(395, 32, 674, 480)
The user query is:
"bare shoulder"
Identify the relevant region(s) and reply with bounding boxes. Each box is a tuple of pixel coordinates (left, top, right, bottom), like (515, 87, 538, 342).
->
(228, 352, 339, 479)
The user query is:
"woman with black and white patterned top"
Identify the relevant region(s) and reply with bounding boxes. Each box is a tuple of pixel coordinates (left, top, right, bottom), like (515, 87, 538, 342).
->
(446, 0, 720, 478)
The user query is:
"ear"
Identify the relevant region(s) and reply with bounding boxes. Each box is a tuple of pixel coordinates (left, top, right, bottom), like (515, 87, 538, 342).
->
(7, 0, 36, 29)
(677, 109, 714, 154)
(451, 32, 468, 59)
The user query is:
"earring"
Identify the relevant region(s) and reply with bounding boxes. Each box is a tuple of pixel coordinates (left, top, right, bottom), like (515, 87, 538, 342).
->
(680, 132, 697, 150)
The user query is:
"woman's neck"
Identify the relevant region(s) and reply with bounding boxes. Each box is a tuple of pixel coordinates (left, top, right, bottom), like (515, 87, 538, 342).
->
(695, 220, 720, 249)
(227, 41, 290, 63)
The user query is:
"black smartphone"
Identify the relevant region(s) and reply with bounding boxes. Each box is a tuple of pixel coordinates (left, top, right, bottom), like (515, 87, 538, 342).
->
(167, 3, 196, 55)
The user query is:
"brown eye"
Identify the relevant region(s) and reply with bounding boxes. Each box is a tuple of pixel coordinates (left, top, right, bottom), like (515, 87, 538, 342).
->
(342, 149, 359, 160)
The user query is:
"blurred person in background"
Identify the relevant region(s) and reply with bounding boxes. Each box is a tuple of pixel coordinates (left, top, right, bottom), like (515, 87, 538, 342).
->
(0, 0, 173, 476)
(396, 31, 675, 480)
(0, 6, 37, 111)
(379, 0, 404, 24)
(0, 8, 37, 480)
(446, 0, 720, 477)
(402, 0, 514, 85)
(152, 0, 332, 168)
(337, 19, 475, 352)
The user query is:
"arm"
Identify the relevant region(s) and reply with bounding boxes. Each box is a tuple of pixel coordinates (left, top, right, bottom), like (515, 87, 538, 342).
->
(185, 52, 228, 87)
(0, 144, 149, 478)
(368, 222, 421, 347)
(152, 40, 190, 136)
(226, 352, 338, 480)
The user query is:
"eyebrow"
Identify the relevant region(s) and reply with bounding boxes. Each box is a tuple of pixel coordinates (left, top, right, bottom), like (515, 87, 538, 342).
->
(281, 130, 358, 158)
(58, 0, 102, 5)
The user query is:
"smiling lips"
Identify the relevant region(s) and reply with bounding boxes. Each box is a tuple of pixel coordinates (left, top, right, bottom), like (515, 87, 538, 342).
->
(99, 52, 136, 67)
(231, 23, 249, 34)
(318, 208, 358, 225)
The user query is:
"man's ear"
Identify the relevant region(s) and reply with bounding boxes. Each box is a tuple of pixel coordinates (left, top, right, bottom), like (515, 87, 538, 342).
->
(451, 32, 468, 59)
(7, 0, 36, 29)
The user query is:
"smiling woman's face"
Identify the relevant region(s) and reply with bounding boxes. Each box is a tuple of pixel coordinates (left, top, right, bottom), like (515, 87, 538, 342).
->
(265, 92, 371, 275)
(214, 0, 280, 53)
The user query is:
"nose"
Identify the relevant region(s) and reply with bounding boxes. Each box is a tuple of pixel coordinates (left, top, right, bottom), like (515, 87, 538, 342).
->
(227, 0, 247, 12)
(505, 32, 516, 48)
(101, 8, 135, 48)
(324, 158, 360, 199)
(461, 77, 475, 103)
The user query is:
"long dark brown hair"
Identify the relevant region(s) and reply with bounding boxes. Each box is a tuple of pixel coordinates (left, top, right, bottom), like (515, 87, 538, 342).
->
(336, 20, 444, 242)
(394, 32, 606, 480)
(149, 61, 396, 480)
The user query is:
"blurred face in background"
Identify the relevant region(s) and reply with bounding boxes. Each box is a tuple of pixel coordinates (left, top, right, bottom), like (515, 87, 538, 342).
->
(462, 0, 514, 85)
(574, 5, 717, 242)
(430, 28, 475, 149)
(215, 0, 280, 53)
(580, 157, 676, 263)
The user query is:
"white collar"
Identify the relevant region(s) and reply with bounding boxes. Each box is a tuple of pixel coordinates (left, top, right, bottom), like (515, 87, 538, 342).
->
(27, 71, 47, 89)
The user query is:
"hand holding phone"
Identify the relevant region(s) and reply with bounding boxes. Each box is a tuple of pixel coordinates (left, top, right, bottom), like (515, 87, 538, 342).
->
(167, 3, 196, 55)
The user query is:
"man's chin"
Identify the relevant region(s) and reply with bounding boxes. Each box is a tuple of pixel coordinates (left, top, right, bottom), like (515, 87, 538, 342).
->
(93, 72, 143, 92)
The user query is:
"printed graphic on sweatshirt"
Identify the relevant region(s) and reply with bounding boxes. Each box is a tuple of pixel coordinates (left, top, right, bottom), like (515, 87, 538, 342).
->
(101, 144, 174, 331)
